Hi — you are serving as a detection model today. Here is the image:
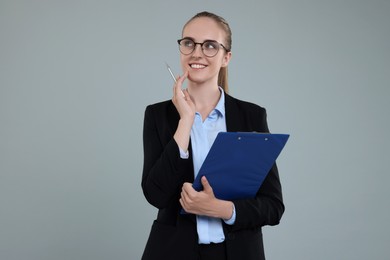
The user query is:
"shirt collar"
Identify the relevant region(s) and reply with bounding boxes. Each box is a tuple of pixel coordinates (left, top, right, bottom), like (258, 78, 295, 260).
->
(214, 87, 226, 118)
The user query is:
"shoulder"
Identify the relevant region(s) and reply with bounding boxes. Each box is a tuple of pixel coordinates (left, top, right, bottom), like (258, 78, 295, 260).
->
(144, 99, 176, 117)
(145, 99, 173, 111)
(144, 99, 179, 129)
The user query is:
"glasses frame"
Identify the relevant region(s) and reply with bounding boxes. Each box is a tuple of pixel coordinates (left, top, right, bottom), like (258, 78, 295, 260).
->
(177, 38, 230, 57)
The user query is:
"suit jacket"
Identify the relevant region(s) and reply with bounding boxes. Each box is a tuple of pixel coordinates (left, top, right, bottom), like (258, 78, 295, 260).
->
(141, 93, 284, 260)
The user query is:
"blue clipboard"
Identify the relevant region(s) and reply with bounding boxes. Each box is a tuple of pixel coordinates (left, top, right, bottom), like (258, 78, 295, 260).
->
(192, 132, 289, 200)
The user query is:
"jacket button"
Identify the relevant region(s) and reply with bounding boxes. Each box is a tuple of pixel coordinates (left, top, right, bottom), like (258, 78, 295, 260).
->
(227, 233, 235, 240)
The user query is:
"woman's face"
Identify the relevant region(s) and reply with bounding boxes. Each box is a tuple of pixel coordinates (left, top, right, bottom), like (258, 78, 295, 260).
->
(180, 17, 231, 86)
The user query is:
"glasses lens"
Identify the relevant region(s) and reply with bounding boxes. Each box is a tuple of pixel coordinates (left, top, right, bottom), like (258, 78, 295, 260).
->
(202, 41, 219, 57)
(178, 39, 221, 57)
(179, 39, 195, 55)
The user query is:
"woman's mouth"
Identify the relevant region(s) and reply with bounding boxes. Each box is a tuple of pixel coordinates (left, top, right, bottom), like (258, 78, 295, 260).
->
(190, 63, 207, 69)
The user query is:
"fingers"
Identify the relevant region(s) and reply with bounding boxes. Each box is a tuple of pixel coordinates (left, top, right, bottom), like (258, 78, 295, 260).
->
(183, 88, 191, 101)
(177, 70, 188, 84)
(180, 178, 215, 213)
(181, 182, 193, 199)
(201, 176, 213, 194)
(180, 182, 193, 210)
(174, 71, 188, 98)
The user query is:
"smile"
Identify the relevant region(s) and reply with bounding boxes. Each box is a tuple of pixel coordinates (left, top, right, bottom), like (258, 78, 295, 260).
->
(190, 63, 207, 69)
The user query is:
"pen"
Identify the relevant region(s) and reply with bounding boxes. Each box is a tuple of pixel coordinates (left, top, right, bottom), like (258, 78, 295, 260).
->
(165, 62, 177, 83)
(165, 62, 185, 97)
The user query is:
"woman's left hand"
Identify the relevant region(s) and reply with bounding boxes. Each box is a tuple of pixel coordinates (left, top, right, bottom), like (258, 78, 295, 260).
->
(180, 176, 233, 219)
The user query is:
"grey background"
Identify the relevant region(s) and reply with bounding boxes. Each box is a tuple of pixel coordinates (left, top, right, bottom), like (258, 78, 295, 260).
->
(1, 0, 389, 259)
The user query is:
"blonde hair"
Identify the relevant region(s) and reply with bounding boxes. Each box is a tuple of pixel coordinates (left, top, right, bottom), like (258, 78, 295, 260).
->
(183, 11, 232, 93)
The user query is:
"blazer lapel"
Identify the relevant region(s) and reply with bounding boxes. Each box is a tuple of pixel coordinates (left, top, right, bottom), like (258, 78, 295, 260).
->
(225, 94, 243, 132)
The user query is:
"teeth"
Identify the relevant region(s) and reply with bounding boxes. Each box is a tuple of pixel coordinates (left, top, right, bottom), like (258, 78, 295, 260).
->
(190, 64, 206, 69)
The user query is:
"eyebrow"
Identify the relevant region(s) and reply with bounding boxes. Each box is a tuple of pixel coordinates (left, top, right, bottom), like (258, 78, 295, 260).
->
(181, 36, 218, 42)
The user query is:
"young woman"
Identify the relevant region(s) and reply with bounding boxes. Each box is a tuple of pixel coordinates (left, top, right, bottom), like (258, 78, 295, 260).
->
(141, 11, 284, 260)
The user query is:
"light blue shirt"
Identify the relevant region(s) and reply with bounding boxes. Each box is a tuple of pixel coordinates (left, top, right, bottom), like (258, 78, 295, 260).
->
(181, 88, 236, 244)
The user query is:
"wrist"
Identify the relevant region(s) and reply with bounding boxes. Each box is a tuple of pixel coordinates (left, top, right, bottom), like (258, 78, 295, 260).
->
(213, 200, 234, 220)
(179, 116, 194, 127)
(223, 201, 234, 220)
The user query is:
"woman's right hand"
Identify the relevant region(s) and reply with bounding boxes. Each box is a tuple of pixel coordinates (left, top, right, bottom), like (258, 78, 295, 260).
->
(172, 71, 195, 152)
(172, 71, 195, 123)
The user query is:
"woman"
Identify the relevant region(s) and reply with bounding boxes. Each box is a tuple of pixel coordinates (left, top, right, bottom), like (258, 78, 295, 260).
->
(141, 11, 284, 260)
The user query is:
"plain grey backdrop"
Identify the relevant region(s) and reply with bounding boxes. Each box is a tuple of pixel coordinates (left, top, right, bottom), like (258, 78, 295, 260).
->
(1, 0, 389, 259)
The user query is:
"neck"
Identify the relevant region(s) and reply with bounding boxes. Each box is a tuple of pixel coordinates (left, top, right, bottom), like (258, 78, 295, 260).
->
(188, 81, 220, 103)
(187, 81, 221, 120)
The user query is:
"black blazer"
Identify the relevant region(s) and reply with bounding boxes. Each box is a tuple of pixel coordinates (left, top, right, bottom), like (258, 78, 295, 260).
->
(141, 94, 284, 260)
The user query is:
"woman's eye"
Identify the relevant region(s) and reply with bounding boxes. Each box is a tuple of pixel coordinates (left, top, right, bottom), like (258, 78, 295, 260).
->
(183, 40, 194, 47)
(204, 41, 217, 49)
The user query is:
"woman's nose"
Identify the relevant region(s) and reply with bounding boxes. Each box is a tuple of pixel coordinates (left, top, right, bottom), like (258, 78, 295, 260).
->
(192, 43, 203, 57)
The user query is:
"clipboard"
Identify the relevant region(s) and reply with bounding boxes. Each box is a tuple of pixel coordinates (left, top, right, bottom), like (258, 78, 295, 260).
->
(192, 132, 289, 200)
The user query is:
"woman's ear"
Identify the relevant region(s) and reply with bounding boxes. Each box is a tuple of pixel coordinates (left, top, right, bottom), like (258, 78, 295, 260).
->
(221, 51, 232, 67)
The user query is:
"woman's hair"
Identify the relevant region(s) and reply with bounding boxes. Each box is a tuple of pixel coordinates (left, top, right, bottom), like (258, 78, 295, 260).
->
(183, 11, 232, 93)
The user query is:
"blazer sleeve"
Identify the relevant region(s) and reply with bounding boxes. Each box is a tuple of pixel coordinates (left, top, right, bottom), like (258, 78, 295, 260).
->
(141, 103, 194, 209)
(226, 100, 285, 231)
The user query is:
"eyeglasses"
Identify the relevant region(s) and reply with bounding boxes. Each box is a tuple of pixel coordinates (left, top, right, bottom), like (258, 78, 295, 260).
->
(177, 38, 230, 57)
